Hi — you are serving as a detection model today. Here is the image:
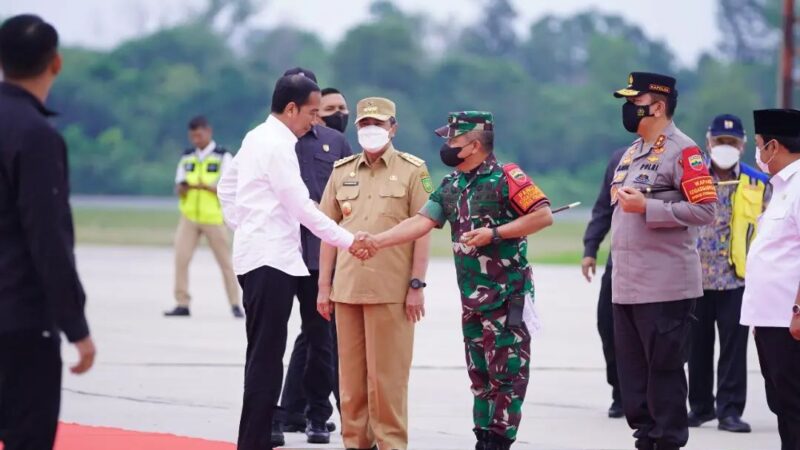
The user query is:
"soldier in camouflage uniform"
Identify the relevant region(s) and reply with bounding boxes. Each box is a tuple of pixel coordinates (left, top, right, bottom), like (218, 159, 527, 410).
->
(360, 112, 554, 450)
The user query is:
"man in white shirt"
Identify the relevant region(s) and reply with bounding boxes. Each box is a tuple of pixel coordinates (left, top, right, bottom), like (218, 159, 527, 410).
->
(740, 108, 800, 450)
(166, 116, 242, 318)
(217, 74, 366, 450)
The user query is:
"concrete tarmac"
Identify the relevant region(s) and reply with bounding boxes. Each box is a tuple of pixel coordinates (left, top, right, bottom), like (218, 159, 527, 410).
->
(61, 245, 779, 449)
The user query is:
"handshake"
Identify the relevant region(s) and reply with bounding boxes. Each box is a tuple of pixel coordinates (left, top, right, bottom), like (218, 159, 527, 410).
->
(349, 231, 379, 260)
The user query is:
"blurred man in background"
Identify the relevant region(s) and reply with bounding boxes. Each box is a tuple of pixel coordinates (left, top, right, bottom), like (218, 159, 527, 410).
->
(688, 114, 768, 433)
(275, 68, 353, 446)
(166, 116, 242, 318)
(581, 146, 627, 419)
(319, 87, 350, 134)
(0, 14, 95, 450)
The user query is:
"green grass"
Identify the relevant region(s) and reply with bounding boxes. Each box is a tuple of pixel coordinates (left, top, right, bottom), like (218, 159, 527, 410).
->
(73, 206, 609, 265)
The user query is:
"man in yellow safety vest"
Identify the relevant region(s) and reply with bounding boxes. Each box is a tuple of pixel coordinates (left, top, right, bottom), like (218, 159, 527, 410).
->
(688, 114, 769, 432)
(165, 116, 242, 318)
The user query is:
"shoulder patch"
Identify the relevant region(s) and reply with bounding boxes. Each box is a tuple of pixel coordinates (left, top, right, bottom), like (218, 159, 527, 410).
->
(502, 163, 550, 215)
(399, 152, 424, 167)
(333, 154, 358, 168)
(680, 146, 717, 204)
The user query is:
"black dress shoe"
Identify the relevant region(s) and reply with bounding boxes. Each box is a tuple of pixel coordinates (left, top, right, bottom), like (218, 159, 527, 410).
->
(271, 426, 285, 447)
(231, 305, 244, 318)
(325, 421, 336, 432)
(608, 400, 624, 418)
(718, 416, 752, 433)
(164, 306, 190, 317)
(687, 410, 716, 427)
(306, 420, 330, 444)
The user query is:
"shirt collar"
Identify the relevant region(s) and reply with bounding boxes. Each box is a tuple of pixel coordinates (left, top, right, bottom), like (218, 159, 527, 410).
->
(0, 82, 57, 116)
(475, 153, 499, 176)
(357, 144, 396, 168)
(195, 140, 217, 156)
(710, 161, 741, 180)
(266, 114, 300, 143)
(773, 158, 800, 185)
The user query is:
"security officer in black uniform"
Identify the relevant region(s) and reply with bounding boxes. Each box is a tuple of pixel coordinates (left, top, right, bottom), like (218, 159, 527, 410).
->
(581, 146, 626, 419)
(0, 15, 95, 450)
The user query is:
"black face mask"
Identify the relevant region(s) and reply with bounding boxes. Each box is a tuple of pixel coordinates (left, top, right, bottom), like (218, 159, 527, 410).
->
(440, 142, 468, 167)
(322, 111, 349, 133)
(621, 101, 655, 133)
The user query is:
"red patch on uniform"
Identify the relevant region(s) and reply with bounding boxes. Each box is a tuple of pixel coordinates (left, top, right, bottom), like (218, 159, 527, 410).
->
(503, 163, 550, 214)
(680, 147, 717, 204)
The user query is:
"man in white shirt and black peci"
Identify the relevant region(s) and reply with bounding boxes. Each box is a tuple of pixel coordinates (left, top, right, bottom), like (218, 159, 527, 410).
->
(217, 74, 371, 450)
(740, 108, 800, 450)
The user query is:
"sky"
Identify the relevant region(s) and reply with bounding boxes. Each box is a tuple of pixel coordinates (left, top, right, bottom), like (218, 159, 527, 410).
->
(2, 0, 721, 67)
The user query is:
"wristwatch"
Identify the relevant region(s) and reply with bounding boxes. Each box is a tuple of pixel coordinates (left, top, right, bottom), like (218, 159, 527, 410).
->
(793, 304, 800, 316)
(409, 278, 427, 289)
(491, 227, 503, 245)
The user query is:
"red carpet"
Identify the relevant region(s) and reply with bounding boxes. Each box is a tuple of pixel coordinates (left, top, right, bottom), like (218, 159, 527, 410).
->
(51, 422, 235, 450)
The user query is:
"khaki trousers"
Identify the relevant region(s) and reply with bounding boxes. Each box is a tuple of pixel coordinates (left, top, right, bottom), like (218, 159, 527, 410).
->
(173, 216, 240, 307)
(335, 302, 414, 450)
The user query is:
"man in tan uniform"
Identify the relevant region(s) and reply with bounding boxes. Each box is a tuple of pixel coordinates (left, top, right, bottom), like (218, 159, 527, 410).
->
(165, 116, 242, 318)
(317, 97, 432, 450)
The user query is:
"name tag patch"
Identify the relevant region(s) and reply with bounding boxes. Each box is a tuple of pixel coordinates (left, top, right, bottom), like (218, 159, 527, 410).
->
(343, 181, 359, 186)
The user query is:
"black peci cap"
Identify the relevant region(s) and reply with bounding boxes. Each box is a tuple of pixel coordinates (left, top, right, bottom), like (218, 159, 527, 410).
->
(754, 109, 800, 137)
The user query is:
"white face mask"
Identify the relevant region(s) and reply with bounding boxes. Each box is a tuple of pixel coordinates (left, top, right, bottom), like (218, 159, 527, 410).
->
(357, 125, 390, 153)
(709, 144, 741, 170)
(755, 141, 775, 175)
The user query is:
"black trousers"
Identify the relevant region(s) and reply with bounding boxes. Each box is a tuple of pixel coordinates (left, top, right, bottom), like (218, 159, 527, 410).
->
(597, 259, 620, 403)
(0, 330, 62, 450)
(279, 271, 338, 424)
(614, 299, 695, 449)
(688, 288, 748, 419)
(238, 265, 334, 449)
(754, 327, 800, 450)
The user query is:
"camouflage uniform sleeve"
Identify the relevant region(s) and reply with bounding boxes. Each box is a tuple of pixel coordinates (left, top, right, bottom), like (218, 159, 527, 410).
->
(418, 177, 447, 229)
(645, 143, 716, 228)
(319, 170, 342, 222)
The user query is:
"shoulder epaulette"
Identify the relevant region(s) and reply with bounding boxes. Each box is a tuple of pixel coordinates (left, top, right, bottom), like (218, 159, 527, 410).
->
(181, 148, 194, 156)
(333, 154, 358, 168)
(399, 152, 424, 167)
(213, 146, 229, 155)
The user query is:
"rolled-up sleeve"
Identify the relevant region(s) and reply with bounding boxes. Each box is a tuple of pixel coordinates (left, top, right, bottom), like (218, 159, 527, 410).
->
(16, 130, 89, 342)
(419, 181, 446, 229)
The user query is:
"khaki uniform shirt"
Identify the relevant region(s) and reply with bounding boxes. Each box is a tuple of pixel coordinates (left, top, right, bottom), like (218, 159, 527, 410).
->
(609, 122, 717, 304)
(320, 145, 431, 304)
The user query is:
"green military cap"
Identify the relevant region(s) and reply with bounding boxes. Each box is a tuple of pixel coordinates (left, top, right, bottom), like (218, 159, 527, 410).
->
(434, 111, 494, 138)
(355, 97, 396, 123)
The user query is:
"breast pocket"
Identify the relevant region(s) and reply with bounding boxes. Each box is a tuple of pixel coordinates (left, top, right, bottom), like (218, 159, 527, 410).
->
(313, 153, 337, 181)
(378, 182, 409, 221)
(335, 185, 360, 223)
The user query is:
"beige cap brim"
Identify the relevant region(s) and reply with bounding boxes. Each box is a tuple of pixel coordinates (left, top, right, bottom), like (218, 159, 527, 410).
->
(355, 113, 393, 124)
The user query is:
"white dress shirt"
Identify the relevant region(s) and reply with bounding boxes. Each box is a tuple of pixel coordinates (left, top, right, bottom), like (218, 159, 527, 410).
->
(741, 158, 800, 328)
(217, 115, 354, 276)
(174, 141, 233, 185)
